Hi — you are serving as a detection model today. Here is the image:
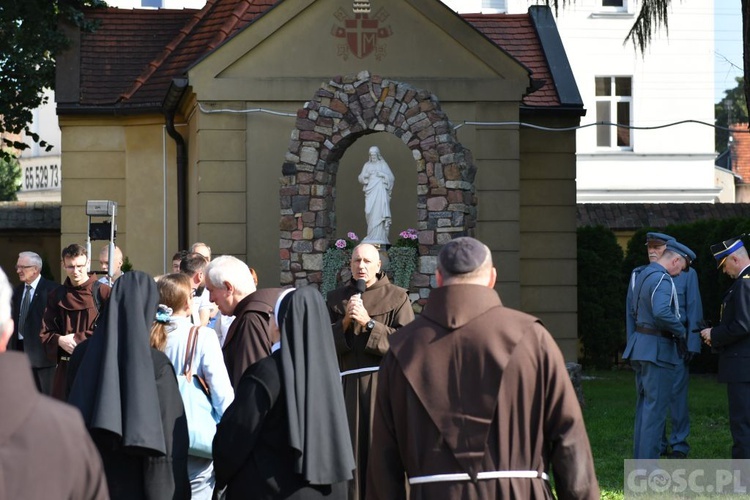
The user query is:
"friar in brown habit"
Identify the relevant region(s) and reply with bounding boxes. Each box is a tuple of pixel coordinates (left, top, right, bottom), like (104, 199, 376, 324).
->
(326, 243, 414, 500)
(366, 237, 599, 500)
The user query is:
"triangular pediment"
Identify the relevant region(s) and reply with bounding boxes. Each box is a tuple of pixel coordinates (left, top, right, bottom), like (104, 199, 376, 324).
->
(188, 0, 531, 101)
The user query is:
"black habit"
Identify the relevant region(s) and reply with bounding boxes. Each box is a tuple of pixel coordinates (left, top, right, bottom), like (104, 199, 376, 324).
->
(68, 271, 190, 499)
(214, 286, 354, 499)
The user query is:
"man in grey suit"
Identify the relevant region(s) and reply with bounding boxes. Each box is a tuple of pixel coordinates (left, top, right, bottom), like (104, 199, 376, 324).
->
(11, 251, 58, 395)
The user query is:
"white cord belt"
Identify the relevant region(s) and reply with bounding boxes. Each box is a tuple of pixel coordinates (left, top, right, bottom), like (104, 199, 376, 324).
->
(409, 470, 549, 485)
(340, 366, 380, 377)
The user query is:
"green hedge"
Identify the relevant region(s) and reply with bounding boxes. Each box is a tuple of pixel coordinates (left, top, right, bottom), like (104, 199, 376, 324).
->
(577, 226, 625, 369)
(578, 218, 750, 372)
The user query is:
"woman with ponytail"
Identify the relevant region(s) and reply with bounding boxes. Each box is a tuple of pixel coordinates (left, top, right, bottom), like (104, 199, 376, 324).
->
(153, 273, 234, 499)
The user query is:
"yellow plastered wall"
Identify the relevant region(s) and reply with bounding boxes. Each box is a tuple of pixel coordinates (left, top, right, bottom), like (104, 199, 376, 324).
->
(519, 114, 580, 361)
(190, 100, 248, 261)
(59, 115, 179, 278)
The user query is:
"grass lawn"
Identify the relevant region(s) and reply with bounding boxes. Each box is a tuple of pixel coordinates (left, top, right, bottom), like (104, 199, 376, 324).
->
(581, 370, 733, 499)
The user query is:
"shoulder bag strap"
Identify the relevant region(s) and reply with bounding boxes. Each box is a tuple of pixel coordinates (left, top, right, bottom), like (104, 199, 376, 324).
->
(183, 326, 199, 378)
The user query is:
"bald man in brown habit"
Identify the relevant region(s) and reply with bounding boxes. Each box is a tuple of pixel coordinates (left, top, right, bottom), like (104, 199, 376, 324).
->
(367, 237, 599, 500)
(327, 243, 414, 500)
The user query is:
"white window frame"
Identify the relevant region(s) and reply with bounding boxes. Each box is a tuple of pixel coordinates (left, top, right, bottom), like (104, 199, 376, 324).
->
(480, 0, 506, 14)
(595, 76, 633, 151)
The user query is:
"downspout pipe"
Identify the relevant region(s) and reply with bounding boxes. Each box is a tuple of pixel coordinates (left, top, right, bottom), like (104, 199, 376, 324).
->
(162, 78, 189, 251)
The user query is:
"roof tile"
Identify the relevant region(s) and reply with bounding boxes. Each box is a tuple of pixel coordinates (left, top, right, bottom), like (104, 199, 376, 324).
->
(72, 2, 559, 110)
(463, 13, 559, 107)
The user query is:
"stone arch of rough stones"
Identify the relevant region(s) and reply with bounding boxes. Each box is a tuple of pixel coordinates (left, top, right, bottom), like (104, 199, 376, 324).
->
(279, 71, 477, 305)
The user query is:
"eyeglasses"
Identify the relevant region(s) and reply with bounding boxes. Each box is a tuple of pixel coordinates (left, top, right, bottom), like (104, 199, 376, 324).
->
(14, 265, 35, 270)
(64, 265, 87, 271)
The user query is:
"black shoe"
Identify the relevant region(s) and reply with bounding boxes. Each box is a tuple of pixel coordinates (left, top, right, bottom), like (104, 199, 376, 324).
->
(669, 451, 687, 459)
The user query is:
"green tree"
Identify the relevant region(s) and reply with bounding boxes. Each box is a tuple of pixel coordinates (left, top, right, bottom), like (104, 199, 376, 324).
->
(0, 154, 21, 201)
(0, 0, 104, 161)
(715, 77, 749, 153)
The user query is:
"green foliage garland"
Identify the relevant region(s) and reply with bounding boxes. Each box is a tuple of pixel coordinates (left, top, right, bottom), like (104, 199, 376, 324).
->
(321, 248, 349, 296)
(387, 246, 417, 289)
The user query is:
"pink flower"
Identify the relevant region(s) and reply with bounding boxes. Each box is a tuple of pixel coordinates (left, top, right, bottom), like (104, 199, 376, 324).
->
(347, 232, 359, 241)
(335, 239, 347, 249)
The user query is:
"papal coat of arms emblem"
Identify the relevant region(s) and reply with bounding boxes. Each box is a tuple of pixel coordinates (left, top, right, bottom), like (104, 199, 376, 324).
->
(331, 6, 393, 61)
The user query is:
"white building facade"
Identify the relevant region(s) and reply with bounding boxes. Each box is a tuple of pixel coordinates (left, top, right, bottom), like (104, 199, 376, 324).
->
(442, 0, 719, 203)
(17, 88, 62, 202)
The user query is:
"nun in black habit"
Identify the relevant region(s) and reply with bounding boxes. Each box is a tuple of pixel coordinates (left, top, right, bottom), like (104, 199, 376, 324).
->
(68, 271, 191, 500)
(213, 286, 355, 499)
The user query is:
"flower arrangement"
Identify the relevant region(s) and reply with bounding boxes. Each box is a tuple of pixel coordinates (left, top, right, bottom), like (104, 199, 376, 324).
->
(393, 228, 419, 249)
(334, 231, 359, 250)
(322, 229, 418, 294)
(322, 231, 359, 296)
(388, 228, 419, 289)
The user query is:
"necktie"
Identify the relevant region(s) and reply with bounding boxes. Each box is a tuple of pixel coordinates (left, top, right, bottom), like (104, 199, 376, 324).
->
(18, 284, 32, 338)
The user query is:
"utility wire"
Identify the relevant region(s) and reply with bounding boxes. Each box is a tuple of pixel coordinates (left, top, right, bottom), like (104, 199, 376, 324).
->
(197, 103, 747, 133)
(454, 120, 750, 133)
(198, 102, 296, 117)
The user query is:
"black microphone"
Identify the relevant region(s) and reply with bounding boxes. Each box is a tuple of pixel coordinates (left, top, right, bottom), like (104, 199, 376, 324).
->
(356, 279, 366, 295)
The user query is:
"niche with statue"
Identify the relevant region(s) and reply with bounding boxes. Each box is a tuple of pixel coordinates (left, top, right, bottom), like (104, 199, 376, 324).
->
(321, 143, 419, 296)
(279, 72, 477, 309)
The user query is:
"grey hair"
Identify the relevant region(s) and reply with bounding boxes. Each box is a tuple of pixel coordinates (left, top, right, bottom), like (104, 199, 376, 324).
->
(205, 255, 256, 296)
(18, 251, 42, 270)
(0, 266, 12, 329)
(662, 249, 681, 261)
(191, 242, 211, 256)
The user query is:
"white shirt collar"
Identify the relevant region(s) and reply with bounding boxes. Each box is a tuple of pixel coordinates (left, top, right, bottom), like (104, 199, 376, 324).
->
(26, 274, 41, 292)
(271, 341, 281, 353)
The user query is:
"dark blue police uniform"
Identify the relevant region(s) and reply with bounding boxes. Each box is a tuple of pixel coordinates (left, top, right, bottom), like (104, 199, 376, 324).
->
(710, 235, 750, 459)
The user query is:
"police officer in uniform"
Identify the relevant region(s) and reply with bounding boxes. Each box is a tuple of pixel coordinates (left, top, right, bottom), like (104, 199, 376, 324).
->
(623, 239, 695, 459)
(701, 235, 750, 458)
(626, 232, 703, 458)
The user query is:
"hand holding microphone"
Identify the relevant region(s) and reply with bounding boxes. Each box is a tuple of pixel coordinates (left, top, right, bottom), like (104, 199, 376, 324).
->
(347, 279, 371, 330)
(348, 279, 366, 314)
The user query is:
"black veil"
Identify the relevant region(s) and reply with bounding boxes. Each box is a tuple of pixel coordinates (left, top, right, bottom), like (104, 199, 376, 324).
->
(275, 286, 355, 485)
(68, 271, 166, 455)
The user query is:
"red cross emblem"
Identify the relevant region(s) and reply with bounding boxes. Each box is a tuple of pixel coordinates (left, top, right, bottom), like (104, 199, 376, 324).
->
(332, 7, 393, 61)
